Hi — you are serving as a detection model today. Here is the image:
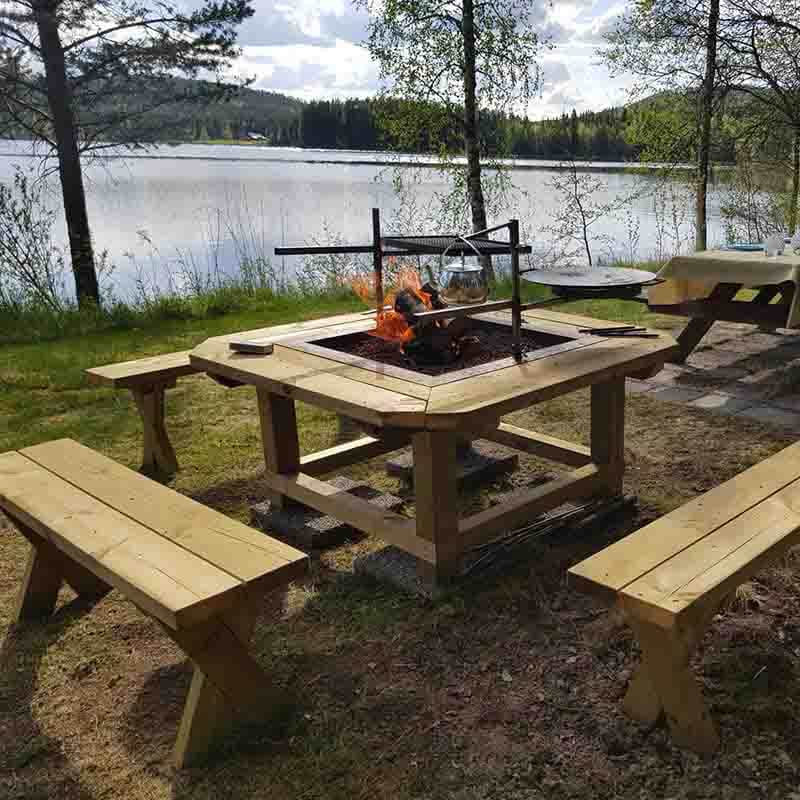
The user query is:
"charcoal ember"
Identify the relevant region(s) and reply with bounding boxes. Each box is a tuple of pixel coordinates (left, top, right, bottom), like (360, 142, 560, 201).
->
(394, 288, 428, 322)
(404, 327, 456, 364)
(421, 282, 448, 310)
(458, 335, 482, 358)
(443, 316, 474, 340)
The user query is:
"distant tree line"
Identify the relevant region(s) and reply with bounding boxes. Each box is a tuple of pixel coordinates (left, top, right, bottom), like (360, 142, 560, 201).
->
(177, 94, 657, 162)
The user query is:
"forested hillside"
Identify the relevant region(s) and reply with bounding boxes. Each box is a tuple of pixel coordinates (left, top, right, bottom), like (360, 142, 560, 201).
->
(188, 92, 640, 160)
(0, 78, 737, 162)
(172, 90, 739, 163)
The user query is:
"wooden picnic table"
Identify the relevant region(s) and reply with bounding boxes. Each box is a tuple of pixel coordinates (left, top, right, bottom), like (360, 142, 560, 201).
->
(190, 309, 677, 587)
(648, 249, 800, 362)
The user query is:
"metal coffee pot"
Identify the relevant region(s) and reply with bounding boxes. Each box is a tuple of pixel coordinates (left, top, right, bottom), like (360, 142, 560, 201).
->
(438, 237, 489, 305)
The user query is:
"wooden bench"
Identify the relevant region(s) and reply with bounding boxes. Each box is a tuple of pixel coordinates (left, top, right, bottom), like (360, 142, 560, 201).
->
(569, 441, 800, 753)
(87, 351, 202, 474)
(1, 439, 308, 767)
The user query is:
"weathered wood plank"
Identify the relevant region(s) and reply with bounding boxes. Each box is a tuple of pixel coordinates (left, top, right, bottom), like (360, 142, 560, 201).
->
(257, 389, 301, 509)
(483, 423, 592, 467)
(0, 451, 243, 629)
(568, 440, 800, 598)
(87, 350, 200, 388)
(275, 344, 432, 401)
(426, 335, 674, 429)
(300, 434, 410, 476)
(260, 470, 434, 563)
(413, 431, 460, 579)
(192, 338, 428, 428)
(19, 440, 308, 590)
(623, 481, 800, 627)
(590, 378, 626, 494)
(459, 464, 602, 548)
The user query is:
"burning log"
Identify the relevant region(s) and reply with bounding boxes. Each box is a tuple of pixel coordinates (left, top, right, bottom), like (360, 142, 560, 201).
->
(356, 266, 483, 366)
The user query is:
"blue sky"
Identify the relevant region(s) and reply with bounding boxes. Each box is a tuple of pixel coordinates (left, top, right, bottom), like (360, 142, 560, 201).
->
(233, 0, 636, 119)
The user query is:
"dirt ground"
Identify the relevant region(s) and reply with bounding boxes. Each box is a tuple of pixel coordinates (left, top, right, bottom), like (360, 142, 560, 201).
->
(2, 391, 800, 800)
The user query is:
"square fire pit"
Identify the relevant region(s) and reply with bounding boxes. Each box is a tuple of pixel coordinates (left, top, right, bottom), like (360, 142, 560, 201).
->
(191, 309, 678, 589)
(290, 316, 582, 384)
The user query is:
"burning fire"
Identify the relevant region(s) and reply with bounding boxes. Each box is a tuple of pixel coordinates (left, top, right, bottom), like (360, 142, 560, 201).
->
(350, 265, 434, 344)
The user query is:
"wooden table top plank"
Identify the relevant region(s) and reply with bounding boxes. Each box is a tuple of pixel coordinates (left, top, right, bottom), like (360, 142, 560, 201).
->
(226, 319, 377, 354)
(425, 334, 675, 425)
(274, 344, 432, 401)
(211, 311, 377, 344)
(192, 337, 428, 427)
(522, 307, 633, 330)
(0, 451, 241, 629)
(20, 440, 308, 586)
(87, 350, 200, 388)
(569, 441, 800, 597)
(623, 482, 800, 619)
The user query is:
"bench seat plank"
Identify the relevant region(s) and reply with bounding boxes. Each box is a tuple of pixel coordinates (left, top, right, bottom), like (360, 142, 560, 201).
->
(87, 350, 201, 389)
(21, 439, 307, 593)
(0, 452, 242, 629)
(623, 482, 800, 626)
(569, 441, 800, 600)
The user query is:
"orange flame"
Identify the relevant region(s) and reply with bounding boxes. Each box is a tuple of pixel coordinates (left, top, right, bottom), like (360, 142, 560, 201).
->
(348, 266, 434, 344)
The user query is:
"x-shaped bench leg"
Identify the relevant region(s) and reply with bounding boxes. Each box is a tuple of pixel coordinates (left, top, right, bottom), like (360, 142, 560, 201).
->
(622, 605, 720, 753)
(13, 522, 110, 623)
(165, 591, 285, 767)
(131, 383, 179, 475)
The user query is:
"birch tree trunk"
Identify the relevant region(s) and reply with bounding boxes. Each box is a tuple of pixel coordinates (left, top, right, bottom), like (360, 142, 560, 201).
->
(34, 0, 99, 306)
(462, 0, 494, 281)
(790, 127, 800, 236)
(695, 0, 720, 252)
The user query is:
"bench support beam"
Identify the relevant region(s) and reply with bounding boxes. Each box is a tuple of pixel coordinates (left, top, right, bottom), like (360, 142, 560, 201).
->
(132, 383, 179, 475)
(12, 522, 110, 623)
(623, 608, 720, 754)
(169, 592, 284, 767)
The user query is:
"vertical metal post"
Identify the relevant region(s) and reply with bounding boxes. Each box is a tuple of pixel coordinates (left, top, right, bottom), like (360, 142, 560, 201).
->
(509, 218, 522, 361)
(372, 208, 384, 317)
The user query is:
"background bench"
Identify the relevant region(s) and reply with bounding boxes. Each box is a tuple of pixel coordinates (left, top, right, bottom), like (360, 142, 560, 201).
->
(570, 441, 800, 753)
(1, 439, 308, 766)
(87, 351, 201, 474)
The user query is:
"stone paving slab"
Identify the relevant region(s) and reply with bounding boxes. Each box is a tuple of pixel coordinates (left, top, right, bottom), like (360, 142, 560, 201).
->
(634, 322, 800, 429)
(648, 386, 707, 405)
(735, 404, 800, 431)
(626, 378, 656, 394)
(689, 392, 754, 414)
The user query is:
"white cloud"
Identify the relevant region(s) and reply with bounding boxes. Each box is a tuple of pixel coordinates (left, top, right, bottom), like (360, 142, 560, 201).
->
(235, 0, 634, 116)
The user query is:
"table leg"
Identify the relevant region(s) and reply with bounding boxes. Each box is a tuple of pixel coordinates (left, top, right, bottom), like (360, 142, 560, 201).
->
(672, 283, 741, 363)
(132, 384, 179, 475)
(591, 377, 625, 496)
(413, 431, 460, 585)
(257, 388, 301, 509)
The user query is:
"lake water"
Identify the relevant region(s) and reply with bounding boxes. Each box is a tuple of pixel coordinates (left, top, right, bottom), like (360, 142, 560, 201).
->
(0, 140, 727, 297)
